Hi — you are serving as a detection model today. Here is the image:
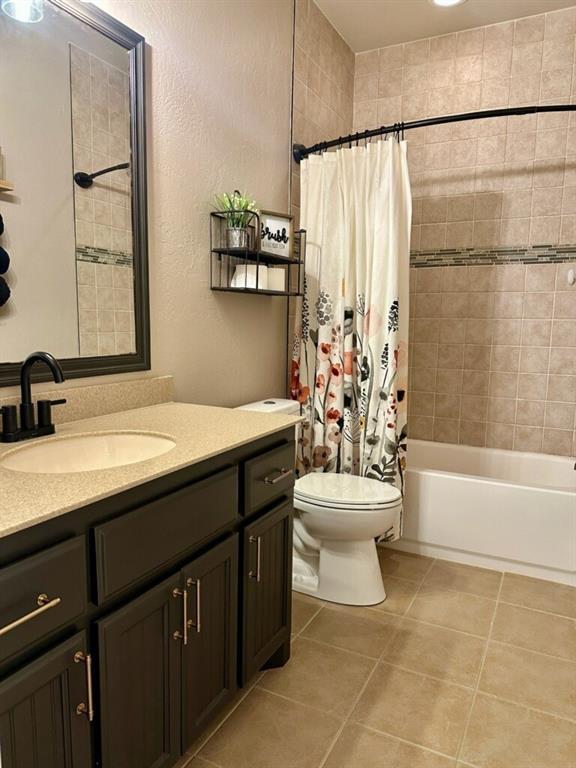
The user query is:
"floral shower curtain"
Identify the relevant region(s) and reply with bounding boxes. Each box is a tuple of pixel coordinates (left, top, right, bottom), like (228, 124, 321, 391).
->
(291, 139, 411, 540)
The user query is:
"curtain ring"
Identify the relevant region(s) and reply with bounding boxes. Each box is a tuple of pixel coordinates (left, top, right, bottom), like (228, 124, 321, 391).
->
(401, 121, 405, 141)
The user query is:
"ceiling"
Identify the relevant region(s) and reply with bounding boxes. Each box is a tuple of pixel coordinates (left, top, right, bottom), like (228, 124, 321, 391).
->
(314, 0, 576, 52)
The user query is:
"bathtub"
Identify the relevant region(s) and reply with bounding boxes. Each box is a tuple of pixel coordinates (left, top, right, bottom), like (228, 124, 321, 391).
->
(395, 440, 576, 586)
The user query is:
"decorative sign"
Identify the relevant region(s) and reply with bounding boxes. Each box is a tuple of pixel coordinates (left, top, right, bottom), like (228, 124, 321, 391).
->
(260, 211, 293, 259)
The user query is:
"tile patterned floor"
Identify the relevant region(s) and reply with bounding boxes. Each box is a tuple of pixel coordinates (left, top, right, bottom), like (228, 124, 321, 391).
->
(179, 549, 576, 768)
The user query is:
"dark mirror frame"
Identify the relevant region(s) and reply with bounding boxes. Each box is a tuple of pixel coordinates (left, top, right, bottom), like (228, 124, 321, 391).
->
(0, 0, 150, 388)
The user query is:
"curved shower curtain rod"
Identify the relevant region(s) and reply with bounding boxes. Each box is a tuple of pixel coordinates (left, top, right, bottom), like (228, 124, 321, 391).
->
(292, 104, 576, 163)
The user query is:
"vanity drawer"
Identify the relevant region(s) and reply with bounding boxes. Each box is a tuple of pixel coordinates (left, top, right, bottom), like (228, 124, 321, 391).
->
(243, 442, 295, 516)
(94, 466, 239, 603)
(0, 537, 87, 665)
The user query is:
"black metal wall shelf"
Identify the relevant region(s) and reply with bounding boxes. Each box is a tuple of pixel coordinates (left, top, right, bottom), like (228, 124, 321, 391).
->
(210, 211, 305, 297)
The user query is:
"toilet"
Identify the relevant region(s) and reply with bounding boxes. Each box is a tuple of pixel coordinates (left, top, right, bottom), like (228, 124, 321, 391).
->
(236, 398, 403, 607)
(293, 473, 402, 606)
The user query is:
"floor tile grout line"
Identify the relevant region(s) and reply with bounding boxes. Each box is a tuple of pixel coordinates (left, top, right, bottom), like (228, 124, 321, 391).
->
(378, 657, 483, 691)
(455, 571, 504, 763)
(488, 636, 576, 665)
(315, 557, 439, 768)
(379, 611, 576, 663)
(251, 682, 376, 721)
(378, 572, 575, 622)
(498, 597, 576, 622)
(389, 612, 494, 640)
(293, 602, 324, 637)
(466, 689, 576, 727)
(348, 720, 464, 762)
(292, 632, 393, 663)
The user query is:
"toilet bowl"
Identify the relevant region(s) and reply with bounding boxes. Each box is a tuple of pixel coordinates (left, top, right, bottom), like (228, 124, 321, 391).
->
(234, 399, 402, 607)
(293, 473, 402, 606)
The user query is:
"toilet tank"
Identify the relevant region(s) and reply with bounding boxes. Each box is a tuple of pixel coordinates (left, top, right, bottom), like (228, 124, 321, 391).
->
(236, 398, 300, 415)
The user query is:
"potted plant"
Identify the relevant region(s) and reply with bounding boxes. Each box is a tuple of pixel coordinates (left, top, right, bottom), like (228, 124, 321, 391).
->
(214, 190, 258, 249)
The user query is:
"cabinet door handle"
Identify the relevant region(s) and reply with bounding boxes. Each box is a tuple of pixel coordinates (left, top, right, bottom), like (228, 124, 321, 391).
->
(0, 593, 61, 638)
(172, 588, 188, 645)
(263, 467, 293, 485)
(74, 651, 94, 722)
(249, 536, 262, 582)
(187, 578, 201, 634)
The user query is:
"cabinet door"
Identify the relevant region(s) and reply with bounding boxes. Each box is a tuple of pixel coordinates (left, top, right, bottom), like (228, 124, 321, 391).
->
(241, 500, 293, 684)
(181, 535, 238, 750)
(98, 574, 181, 768)
(0, 632, 92, 768)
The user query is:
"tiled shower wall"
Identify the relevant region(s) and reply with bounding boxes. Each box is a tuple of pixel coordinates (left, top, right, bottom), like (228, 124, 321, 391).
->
(351, 6, 576, 456)
(409, 260, 576, 456)
(354, 6, 576, 250)
(70, 44, 135, 357)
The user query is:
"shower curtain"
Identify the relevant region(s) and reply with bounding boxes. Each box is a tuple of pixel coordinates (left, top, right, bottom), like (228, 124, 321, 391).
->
(291, 139, 411, 541)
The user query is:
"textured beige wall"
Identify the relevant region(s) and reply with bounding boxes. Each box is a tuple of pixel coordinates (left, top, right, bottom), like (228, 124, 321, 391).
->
(87, 0, 294, 407)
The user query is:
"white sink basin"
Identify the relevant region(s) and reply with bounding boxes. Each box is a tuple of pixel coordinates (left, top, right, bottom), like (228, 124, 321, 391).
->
(0, 431, 176, 474)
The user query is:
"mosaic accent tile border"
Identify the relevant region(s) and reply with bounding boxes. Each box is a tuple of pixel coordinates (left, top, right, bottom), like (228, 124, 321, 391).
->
(76, 246, 133, 268)
(410, 245, 576, 269)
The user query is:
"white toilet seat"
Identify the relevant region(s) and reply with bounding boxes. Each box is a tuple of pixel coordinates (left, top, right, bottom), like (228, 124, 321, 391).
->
(293, 493, 401, 511)
(294, 473, 401, 509)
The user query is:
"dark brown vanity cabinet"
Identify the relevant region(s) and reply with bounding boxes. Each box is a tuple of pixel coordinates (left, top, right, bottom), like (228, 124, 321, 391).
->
(181, 536, 238, 749)
(99, 536, 240, 767)
(0, 631, 93, 767)
(0, 429, 295, 768)
(98, 573, 181, 768)
(242, 500, 293, 683)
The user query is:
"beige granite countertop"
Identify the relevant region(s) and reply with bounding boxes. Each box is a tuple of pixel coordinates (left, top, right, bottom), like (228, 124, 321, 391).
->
(0, 402, 300, 540)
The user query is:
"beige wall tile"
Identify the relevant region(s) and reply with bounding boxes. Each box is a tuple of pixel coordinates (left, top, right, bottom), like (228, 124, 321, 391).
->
(514, 14, 545, 45)
(486, 421, 514, 448)
(462, 370, 490, 396)
(433, 417, 460, 443)
(545, 400, 576, 429)
(515, 398, 545, 426)
(548, 374, 576, 401)
(484, 21, 515, 52)
(542, 427, 574, 455)
(491, 396, 516, 423)
(517, 372, 548, 399)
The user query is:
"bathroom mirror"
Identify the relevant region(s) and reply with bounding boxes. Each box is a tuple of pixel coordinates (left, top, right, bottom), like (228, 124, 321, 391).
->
(0, 0, 149, 386)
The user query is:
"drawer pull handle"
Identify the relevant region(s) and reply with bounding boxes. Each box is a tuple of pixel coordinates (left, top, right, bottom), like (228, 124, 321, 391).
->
(263, 467, 293, 485)
(172, 588, 188, 645)
(249, 535, 262, 582)
(74, 651, 94, 722)
(0, 593, 61, 638)
(187, 578, 201, 634)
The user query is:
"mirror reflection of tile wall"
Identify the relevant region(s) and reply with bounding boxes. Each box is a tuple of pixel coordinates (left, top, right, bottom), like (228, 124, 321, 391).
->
(70, 44, 135, 357)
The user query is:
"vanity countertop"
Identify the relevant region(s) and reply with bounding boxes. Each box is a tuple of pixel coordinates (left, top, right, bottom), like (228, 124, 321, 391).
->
(0, 402, 300, 539)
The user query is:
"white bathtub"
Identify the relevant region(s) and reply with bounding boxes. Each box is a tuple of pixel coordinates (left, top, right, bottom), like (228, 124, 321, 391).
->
(396, 440, 576, 586)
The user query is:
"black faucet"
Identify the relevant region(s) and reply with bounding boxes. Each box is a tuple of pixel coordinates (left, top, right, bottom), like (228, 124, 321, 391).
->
(1, 351, 67, 443)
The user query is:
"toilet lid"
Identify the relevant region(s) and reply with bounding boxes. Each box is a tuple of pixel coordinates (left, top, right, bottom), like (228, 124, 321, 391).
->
(294, 473, 402, 507)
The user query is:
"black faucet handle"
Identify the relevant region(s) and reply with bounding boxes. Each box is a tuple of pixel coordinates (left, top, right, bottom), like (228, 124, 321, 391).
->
(1, 405, 18, 436)
(37, 398, 67, 428)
